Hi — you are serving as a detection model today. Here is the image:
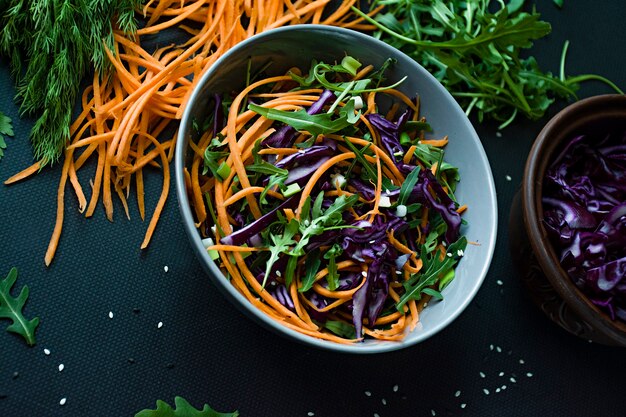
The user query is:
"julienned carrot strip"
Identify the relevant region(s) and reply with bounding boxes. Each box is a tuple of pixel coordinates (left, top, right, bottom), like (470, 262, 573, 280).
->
(225, 75, 293, 220)
(44, 149, 74, 266)
(4, 161, 42, 185)
(139, 132, 170, 249)
(206, 245, 264, 252)
(420, 137, 449, 147)
(296, 152, 356, 216)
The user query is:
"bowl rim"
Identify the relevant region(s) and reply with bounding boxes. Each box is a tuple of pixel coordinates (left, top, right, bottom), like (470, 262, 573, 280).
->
(522, 94, 626, 344)
(175, 24, 498, 353)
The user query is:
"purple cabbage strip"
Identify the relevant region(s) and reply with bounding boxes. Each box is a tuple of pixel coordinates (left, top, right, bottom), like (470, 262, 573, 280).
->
(271, 285, 295, 312)
(220, 196, 297, 246)
(365, 108, 412, 164)
(414, 169, 462, 243)
(275, 139, 337, 169)
(262, 89, 336, 148)
(211, 93, 224, 138)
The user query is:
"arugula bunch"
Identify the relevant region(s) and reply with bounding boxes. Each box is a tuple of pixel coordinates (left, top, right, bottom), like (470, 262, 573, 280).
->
(354, 0, 622, 128)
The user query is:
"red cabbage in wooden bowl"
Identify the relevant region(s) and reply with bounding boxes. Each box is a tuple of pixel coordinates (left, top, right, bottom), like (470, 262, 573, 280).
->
(510, 94, 626, 346)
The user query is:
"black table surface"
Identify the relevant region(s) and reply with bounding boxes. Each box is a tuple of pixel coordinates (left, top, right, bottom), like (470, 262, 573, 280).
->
(1, 3, 626, 417)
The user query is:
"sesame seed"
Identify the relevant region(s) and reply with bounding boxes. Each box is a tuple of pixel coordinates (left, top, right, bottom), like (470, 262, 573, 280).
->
(510, 377, 517, 383)
(365, 391, 372, 397)
(108, 311, 114, 319)
(454, 390, 461, 397)
(496, 131, 503, 138)
(479, 371, 486, 378)
(495, 388, 501, 393)
(431, 410, 436, 416)
(505, 175, 512, 181)
(526, 372, 533, 378)
(519, 359, 525, 364)
(393, 385, 398, 392)
(446, 252, 453, 257)
(496, 346, 502, 353)
(307, 412, 315, 416)
(489, 344, 494, 350)
(164, 266, 169, 273)
(157, 321, 163, 329)
(457, 249, 464, 257)
(501, 385, 507, 390)
(374, 414, 380, 417)
(59, 398, 67, 406)
(381, 398, 387, 405)
(361, 271, 368, 277)
(276, 270, 282, 277)
(44, 349, 51, 356)
(58, 364, 64, 372)
(369, 240, 376, 244)
(499, 372, 504, 377)
(496, 280, 503, 286)
(461, 403, 467, 409)
(483, 389, 490, 395)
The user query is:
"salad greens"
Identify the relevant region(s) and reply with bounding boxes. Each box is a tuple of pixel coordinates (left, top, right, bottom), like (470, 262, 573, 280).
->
(135, 396, 238, 417)
(0, 267, 39, 346)
(198, 56, 468, 341)
(353, 0, 622, 128)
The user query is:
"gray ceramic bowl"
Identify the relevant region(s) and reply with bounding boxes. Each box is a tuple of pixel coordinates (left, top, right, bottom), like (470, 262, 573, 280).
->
(175, 25, 497, 353)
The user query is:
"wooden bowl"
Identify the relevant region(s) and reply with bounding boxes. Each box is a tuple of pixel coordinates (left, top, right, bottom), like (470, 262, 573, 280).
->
(509, 94, 626, 346)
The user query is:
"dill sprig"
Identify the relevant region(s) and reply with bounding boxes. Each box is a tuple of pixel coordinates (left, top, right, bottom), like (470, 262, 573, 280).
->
(0, 0, 143, 165)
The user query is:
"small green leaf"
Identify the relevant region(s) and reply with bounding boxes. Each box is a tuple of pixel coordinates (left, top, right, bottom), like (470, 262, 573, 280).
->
(0, 112, 14, 161)
(248, 104, 352, 137)
(134, 396, 238, 417)
(553, 0, 564, 8)
(323, 320, 356, 339)
(0, 268, 39, 346)
(299, 249, 322, 292)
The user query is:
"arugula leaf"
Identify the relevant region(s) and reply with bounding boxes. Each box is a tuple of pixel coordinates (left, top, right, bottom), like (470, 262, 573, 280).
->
(396, 166, 421, 206)
(323, 320, 356, 339)
(323, 244, 344, 291)
(246, 161, 288, 177)
(396, 236, 467, 311)
(263, 219, 299, 287)
(248, 104, 354, 137)
(0, 111, 14, 161)
(134, 396, 238, 417)
(203, 140, 230, 181)
(292, 194, 359, 256)
(299, 249, 322, 293)
(0, 268, 39, 346)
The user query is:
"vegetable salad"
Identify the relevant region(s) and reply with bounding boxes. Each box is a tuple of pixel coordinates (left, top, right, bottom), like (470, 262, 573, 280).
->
(188, 57, 467, 342)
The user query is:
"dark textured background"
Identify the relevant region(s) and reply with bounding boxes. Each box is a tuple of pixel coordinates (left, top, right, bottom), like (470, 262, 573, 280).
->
(1, 2, 626, 416)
